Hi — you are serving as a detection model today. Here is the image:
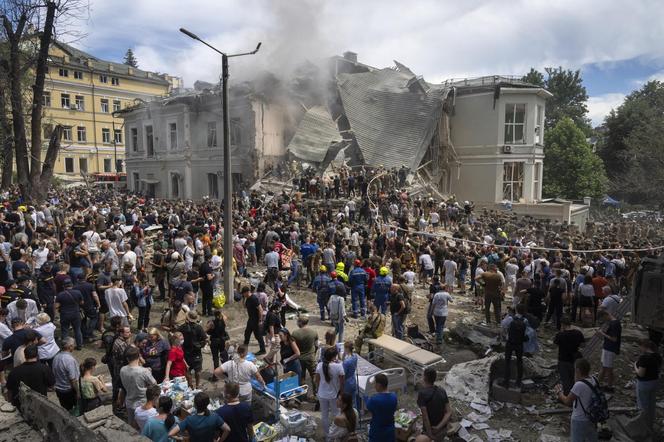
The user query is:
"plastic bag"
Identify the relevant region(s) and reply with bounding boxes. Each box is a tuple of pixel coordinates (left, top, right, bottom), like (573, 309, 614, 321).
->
(212, 290, 226, 309)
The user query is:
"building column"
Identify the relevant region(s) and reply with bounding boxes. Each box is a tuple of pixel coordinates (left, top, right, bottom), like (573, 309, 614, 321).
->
(183, 106, 192, 199)
(523, 162, 534, 203)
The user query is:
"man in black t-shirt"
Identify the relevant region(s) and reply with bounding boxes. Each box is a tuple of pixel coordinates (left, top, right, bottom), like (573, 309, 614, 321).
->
(242, 287, 265, 355)
(635, 339, 662, 431)
(199, 254, 215, 316)
(389, 284, 406, 340)
(599, 309, 621, 392)
(417, 367, 452, 440)
(178, 311, 207, 389)
(553, 316, 585, 394)
(5, 344, 54, 407)
(525, 286, 545, 320)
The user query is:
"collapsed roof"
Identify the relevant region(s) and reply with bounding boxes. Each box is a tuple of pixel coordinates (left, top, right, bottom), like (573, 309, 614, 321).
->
(287, 60, 449, 171)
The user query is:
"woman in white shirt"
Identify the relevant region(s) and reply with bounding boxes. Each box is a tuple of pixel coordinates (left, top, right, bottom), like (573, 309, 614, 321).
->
(0, 308, 12, 386)
(315, 346, 345, 438)
(34, 312, 60, 365)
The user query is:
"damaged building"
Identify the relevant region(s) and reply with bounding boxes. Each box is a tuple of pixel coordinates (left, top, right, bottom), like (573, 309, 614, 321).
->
(121, 76, 294, 199)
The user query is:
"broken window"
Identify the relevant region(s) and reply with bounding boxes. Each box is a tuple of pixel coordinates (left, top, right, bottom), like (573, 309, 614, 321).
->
(171, 173, 180, 198)
(504, 103, 526, 144)
(533, 162, 542, 200)
(535, 105, 543, 144)
(61, 93, 70, 108)
(59, 68, 68, 77)
(169, 122, 178, 149)
(74, 70, 83, 80)
(65, 157, 74, 173)
(79, 157, 88, 173)
(75, 95, 85, 111)
(131, 128, 138, 152)
(503, 161, 524, 202)
(99, 74, 108, 83)
(207, 122, 217, 147)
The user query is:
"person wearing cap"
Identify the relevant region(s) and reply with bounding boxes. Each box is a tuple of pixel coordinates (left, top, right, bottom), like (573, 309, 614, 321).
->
(178, 311, 207, 389)
(335, 262, 349, 283)
(312, 266, 332, 321)
(372, 267, 392, 315)
(55, 277, 84, 349)
(1, 279, 19, 308)
(349, 259, 369, 318)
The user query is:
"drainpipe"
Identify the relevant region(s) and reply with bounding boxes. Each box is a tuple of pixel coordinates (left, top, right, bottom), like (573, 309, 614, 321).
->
(89, 67, 100, 173)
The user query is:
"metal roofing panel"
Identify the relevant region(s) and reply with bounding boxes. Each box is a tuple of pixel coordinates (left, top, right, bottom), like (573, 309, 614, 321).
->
(287, 106, 342, 163)
(337, 68, 447, 170)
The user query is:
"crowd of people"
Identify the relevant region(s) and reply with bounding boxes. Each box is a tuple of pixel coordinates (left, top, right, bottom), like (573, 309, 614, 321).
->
(0, 165, 661, 441)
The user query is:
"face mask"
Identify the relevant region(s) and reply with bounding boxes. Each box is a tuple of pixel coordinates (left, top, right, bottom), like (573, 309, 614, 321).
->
(179, 340, 185, 346)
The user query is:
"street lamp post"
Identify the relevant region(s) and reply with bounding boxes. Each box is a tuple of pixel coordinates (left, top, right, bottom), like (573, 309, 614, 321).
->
(180, 28, 261, 303)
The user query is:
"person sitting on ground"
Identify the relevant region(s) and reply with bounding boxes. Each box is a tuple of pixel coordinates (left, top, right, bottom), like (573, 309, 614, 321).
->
(417, 367, 452, 441)
(328, 392, 359, 442)
(79, 357, 107, 413)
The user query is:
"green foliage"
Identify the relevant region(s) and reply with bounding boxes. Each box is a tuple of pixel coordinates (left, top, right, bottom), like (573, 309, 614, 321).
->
(123, 48, 138, 68)
(543, 117, 606, 200)
(521, 67, 591, 132)
(599, 80, 664, 205)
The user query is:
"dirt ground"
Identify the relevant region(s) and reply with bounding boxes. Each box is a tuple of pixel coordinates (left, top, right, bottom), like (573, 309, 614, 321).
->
(71, 263, 662, 441)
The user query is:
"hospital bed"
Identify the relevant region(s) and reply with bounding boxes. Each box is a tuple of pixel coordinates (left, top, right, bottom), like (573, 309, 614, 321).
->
(366, 334, 446, 384)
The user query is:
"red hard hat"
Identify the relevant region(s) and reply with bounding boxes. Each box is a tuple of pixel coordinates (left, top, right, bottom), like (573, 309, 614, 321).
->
(330, 271, 337, 278)
(354, 259, 361, 266)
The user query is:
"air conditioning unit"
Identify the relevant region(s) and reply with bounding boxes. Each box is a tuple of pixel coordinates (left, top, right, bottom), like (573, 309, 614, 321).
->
(502, 145, 512, 154)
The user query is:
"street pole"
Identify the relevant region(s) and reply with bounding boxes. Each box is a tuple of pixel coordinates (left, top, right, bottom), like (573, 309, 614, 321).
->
(180, 28, 261, 303)
(221, 53, 233, 305)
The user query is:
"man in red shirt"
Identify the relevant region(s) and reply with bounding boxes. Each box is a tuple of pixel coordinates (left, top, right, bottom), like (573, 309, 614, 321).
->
(592, 270, 608, 323)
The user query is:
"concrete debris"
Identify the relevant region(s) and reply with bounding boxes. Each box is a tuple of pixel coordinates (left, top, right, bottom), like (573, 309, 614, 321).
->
(0, 402, 16, 413)
(470, 401, 493, 415)
(443, 354, 502, 403)
(539, 435, 562, 442)
(460, 419, 473, 428)
(485, 428, 512, 441)
(466, 412, 491, 423)
(83, 405, 114, 423)
(458, 426, 483, 442)
(472, 422, 490, 430)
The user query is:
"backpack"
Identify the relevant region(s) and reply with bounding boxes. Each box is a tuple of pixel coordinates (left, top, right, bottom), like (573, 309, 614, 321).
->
(400, 284, 413, 314)
(577, 377, 610, 424)
(507, 316, 528, 344)
(100, 331, 116, 364)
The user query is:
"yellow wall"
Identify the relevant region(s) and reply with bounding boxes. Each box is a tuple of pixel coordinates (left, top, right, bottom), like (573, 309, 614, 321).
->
(42, 45, 171, 177)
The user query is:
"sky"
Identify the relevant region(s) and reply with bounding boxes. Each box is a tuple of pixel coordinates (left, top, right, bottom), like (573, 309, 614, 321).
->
(64, 0, 664, 127)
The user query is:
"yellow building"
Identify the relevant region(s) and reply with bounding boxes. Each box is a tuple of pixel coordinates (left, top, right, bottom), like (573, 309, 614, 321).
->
(43, 41, 176, 180)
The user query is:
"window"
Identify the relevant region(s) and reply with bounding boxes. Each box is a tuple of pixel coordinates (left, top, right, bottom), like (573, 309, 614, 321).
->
(111, 77, 119, 86)
(43, 124, 53, 140)
(58, 68, 68, 77)
(79, 158, 88, 173)
(504, 103, 526, 144)
(113, 100, 121, 112)
(131, 128, 138, 152)
(503, 162, 524, 202)
(535, 105, 544, 144)
(114, 129, 122, 144)
(116, 159, 123, 172)
(62, 126, 72, 141)
(99, 74, 108, 83)
(207, 173, 219, 199)
(102, 128, 110, 143)
(230, 118, 241, 145)
(145, 125, 154, 156)
(61, 93, 70, 108)
(533, 162, 542, 200)
(103, 158, 111, 173)
(169, 122, 178, 149)
(207, 122, 217, 147)
(77, 126, 86, 142)
(74, 70, 83, 80)
(75, 95, 84, 111)
(42, 92, 51, 107)
(171, 173, 180, 198)
(64, 157, 74, 173)
(100, 98, 109, 113)
(133, 172, 140, 192)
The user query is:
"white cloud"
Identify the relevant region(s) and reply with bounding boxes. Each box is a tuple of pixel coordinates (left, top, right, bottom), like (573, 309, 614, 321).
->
(587, 93, 625, 126)
(68, 0, 664, 88)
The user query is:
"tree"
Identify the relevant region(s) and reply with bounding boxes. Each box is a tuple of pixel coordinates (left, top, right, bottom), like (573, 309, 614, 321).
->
(522, 67, 590, 132)
(542, 117, 606, 200)
(599, 81, 664, 205)
(123, 48, 138, 67)
(0, 0, 86, 201)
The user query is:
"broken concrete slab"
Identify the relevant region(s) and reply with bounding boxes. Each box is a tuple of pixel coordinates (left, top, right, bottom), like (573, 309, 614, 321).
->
(449, 324, 501, 349)
(442, 355, 502, 403)
(491, 378, 522, 404)
(83, 404, 114, 423)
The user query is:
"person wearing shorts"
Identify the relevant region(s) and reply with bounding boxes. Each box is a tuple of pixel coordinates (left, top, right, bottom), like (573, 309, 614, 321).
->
(598, 309, 621, 392)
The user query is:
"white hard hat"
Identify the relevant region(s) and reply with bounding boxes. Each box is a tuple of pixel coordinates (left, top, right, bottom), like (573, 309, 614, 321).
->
(171, 252, 180, 260)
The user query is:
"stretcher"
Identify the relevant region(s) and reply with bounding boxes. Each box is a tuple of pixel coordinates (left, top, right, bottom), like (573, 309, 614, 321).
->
(250, 373, 309, 404)
(367, 334, 446, 384)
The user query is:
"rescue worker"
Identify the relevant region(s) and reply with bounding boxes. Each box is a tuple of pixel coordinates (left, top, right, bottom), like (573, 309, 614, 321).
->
(349, 260, 368, 318)
(372, 267, 392, 314)
(312, 265, 332, 321)
(335, 262, 349, 284)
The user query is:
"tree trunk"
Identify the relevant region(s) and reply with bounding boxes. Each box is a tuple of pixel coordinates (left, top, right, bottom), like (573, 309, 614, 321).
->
(30, 1, 56, 188)
(2, 14, 29, 196)
(0, 86, 13, 187)
(37, 124, 62, 200)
